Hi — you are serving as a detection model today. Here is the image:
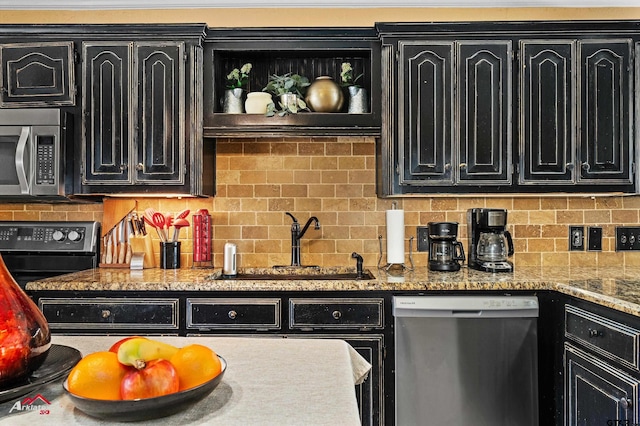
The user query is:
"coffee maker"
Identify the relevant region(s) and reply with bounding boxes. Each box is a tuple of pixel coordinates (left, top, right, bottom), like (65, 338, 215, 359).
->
(467, 208, 514, 272)
(427, 222, 465, 272)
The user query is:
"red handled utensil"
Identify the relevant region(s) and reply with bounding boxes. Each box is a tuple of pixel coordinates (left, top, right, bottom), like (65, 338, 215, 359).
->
(172, 217, 189, 242)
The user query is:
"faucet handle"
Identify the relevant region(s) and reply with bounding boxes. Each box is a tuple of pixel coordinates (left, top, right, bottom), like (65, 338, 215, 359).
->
(285, 212, 298, 223)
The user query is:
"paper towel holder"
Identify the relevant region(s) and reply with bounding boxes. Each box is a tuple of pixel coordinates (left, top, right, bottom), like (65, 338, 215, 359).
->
(378, 234, 414, 272)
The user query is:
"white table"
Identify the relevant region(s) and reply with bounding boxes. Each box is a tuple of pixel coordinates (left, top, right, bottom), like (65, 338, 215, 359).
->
(0, 335, 370, 425)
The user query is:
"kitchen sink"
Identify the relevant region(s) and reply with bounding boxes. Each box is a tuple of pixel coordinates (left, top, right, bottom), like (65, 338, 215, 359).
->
(212, 266, 375, 281)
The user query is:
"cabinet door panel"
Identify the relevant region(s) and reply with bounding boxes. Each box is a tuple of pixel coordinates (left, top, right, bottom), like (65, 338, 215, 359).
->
(578, 40, 633, 184)
(457, 41, 512, 184)
(520, 41, 575, 183)
(135, 42, 185, 184)
(81, 42, 132, 184)
(0, 42, 75, 107)
(565, 343, 639, 425)
(399, 41, 453, 186)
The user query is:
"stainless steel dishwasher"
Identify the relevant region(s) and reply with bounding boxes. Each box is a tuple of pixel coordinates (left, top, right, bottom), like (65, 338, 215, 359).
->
(393, 295, 539, 426)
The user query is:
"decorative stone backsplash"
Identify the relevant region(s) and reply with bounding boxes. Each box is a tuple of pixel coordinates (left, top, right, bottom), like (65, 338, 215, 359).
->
(1, 136, 639, 268)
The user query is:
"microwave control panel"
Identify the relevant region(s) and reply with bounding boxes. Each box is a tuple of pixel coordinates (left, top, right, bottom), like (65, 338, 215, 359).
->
(36, 135, 56, 185)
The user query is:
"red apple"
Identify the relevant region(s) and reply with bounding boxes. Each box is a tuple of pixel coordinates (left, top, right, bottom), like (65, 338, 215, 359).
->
(120, 359, 179, 400)
(109, 336, 146, 353)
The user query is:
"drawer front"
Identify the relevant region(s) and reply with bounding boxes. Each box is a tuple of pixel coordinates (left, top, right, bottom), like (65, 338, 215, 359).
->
(289, 298, 384, 330)
(38, 298, 179, 331)
(187, 298, 281, 330)
(565, 304, 640, 370)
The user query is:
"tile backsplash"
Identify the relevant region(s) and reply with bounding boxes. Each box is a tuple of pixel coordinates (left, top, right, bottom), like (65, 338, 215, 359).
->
(2, 136, 639, 268)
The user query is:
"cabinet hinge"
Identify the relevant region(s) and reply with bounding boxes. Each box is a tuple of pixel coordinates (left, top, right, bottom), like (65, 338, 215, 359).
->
(395, 50, 399, 62)
(80, 163, 84, 178)
(633, 162, 636, 175)
(184, 52, 188, 63)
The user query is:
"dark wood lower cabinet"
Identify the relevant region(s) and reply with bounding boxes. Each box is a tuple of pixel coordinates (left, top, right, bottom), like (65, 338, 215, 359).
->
(565, 343, 639, 425)
(32, 290, 391, 426)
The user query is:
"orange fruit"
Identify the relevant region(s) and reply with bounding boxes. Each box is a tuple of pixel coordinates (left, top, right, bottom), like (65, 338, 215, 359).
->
(67, 351, 130, 400)
(170, 344, 222, 391)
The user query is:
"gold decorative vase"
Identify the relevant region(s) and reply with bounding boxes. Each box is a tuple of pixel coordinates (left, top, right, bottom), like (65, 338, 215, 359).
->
(305, 76, 344, 113)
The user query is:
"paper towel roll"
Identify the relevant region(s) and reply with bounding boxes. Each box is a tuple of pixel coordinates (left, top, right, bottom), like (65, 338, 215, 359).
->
(386, 209, 405, 264)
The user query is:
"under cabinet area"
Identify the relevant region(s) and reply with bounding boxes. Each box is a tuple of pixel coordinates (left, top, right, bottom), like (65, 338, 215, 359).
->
(377, 21, 638, 196)
(564, 302, 640, 425)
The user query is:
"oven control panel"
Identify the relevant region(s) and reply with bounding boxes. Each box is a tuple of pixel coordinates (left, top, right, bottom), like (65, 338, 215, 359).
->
(0, 221, 100, 253)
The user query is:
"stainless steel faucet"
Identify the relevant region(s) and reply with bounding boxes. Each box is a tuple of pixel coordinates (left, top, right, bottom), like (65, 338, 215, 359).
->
(286, 212, 320, 267)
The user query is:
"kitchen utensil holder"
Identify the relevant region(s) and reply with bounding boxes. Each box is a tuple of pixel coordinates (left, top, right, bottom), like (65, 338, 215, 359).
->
(160, 241, 181, 269)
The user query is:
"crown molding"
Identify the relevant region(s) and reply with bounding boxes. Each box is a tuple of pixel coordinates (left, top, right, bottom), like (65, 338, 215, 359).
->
(0, 0, 633, 10)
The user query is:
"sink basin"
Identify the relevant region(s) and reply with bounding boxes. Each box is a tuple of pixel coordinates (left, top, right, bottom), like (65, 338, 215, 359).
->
(213, 266, 375, 281)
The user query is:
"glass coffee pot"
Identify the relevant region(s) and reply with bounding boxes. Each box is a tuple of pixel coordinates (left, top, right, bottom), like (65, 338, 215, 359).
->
(477, 230, 514, 262)
(427, 222, 465, 272)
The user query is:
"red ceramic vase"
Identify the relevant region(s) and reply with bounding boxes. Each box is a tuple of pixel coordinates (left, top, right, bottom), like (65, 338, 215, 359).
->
(0, 254, 51, 386)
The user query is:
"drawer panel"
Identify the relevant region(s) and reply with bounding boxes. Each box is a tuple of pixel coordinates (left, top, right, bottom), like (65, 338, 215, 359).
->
(38, 298, 179, 331)
(187, 298, 281, 330)
(565, 304, 640, 370)
(289, 298, 384, 330)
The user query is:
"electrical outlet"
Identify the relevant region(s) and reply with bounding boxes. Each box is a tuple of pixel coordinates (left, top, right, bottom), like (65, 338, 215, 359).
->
(417, 226, 429, 252)
(615, 226, 640, 251)
(569, 226, 584, 251)
(588, 227, 602, 251)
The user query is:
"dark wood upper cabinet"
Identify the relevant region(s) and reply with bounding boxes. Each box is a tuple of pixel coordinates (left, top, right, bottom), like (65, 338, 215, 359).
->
(378, 21, 638, 196)
(578, 40, 633, 185)
(135, 42, 184, 184)
(457, 41, 512, 185)
(81, 42, 132, 184)
(0, 41, 75, 107)
(519, 40, 575, 184)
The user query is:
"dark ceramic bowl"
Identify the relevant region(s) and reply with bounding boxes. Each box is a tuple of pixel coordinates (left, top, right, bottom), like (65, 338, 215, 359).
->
(64, 356, 226, 422)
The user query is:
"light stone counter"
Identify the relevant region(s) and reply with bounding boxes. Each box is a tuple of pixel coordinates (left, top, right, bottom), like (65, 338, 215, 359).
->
(25, 265, 640, 318)
(0, 335, 370, 425)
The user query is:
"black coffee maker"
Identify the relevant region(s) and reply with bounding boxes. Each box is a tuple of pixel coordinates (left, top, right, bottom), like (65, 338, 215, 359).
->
(467, 208, 514, 272)
(427, 222, 465, 272)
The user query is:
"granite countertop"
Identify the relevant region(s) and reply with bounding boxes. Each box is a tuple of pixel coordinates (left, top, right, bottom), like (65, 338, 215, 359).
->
(25, 265, 640, 318)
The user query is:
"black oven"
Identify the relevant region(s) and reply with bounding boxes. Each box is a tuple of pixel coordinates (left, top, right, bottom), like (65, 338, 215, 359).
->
(0, 221, 100, 288)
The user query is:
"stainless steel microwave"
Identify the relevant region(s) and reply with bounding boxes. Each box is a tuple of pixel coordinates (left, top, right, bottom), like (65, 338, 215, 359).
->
(0, 109, 72, 200)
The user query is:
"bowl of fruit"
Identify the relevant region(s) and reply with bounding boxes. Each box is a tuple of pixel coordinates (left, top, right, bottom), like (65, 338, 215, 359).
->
(63, 337, 226, 422)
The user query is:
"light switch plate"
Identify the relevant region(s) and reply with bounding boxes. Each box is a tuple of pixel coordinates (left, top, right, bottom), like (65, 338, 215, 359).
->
(588, 227, 602, 251)
(569, 226, 584, 251)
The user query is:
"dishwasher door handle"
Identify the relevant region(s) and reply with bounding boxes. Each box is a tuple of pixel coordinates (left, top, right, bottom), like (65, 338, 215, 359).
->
(451, 310, 482, 317)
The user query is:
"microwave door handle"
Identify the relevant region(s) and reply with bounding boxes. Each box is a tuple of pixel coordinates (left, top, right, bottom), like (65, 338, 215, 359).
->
(15, 126, 30, 194)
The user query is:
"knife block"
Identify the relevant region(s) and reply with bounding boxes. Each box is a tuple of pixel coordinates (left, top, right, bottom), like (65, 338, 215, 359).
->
(130, 234, 155, 269)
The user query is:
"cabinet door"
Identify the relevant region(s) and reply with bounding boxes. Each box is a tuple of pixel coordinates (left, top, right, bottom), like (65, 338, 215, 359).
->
(81, 42, 133, 185)
(134, 42, 185, 184)
(457, 41, 512, 185)
(565, 343, 639, 425)
(578, 40, 633, 184)
(519, 40, 575, 184)
(398, 41, 454, 186)
(0, 42, 75, 107)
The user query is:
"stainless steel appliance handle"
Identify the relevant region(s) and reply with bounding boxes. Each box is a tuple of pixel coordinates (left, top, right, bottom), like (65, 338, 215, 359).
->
(15, 126, 30, 194)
